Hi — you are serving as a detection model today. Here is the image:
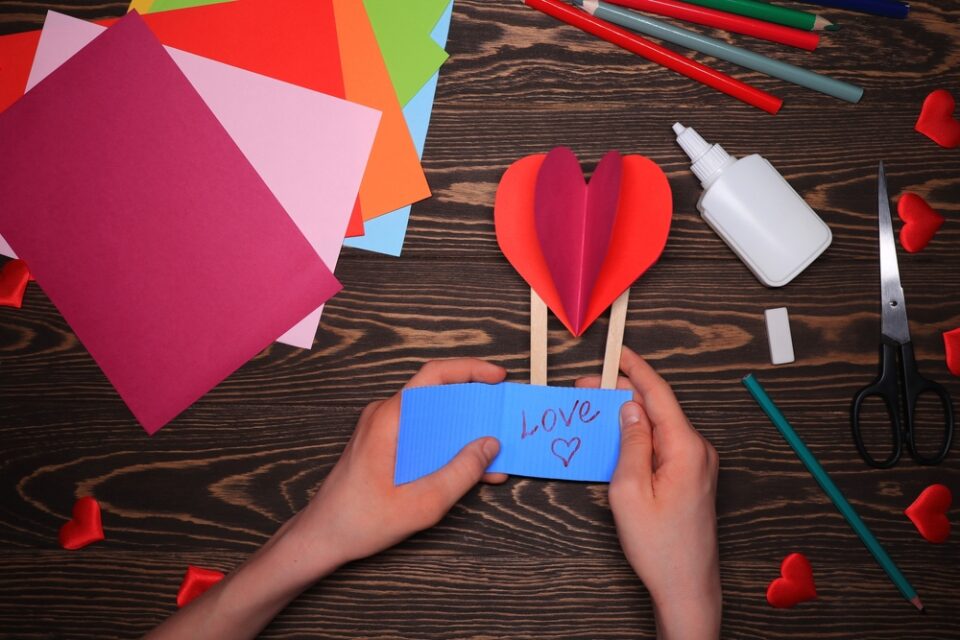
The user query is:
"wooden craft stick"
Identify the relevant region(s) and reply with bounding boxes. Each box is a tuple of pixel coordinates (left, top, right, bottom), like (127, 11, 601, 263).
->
(601, 289, 630, 389)
(530, 288, 548, 386)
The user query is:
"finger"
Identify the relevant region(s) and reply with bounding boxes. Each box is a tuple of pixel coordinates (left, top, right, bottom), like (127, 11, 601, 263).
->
(405, 358, 507, 389)
(575, 375, 600, 389)
(412, 437, 501, 507)
(611, 402, 654, 498)
(481, 472, 509, 485)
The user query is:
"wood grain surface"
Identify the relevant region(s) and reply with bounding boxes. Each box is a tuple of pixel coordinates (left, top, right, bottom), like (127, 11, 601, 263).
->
(1, 0, 958, 638)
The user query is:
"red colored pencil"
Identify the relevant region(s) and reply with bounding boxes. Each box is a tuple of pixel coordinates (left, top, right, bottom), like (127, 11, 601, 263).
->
(604, 0, 820, 51)
(523, 0, 783, 114)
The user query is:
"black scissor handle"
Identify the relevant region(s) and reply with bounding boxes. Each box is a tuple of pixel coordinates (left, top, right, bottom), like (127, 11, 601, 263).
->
(899, 341, 954, 465)
(852, 341, 902, 468)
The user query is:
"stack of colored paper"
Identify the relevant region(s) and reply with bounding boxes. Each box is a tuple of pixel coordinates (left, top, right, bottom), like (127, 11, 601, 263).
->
(0, 1, 456, 433)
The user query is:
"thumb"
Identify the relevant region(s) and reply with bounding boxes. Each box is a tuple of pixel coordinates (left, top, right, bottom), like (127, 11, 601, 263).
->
(414, 437, 500, 508)
(611, 402, 654, 497)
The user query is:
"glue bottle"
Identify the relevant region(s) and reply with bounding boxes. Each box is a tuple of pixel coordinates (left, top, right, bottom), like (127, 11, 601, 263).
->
(672, 122, 832, 288)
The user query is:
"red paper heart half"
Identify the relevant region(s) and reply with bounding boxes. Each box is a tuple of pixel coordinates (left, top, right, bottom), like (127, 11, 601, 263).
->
(0, 259, 31, 308)
(495, 151, 672, 336)
(898, 193, 944, 253)
(766, 552, 817, 609)
(58, 497, 104, 550)
(177, 565, 226, 608)
(905, 484, 952, 543)
(944, 327, 960, 377)
(915, 89, 960, 149)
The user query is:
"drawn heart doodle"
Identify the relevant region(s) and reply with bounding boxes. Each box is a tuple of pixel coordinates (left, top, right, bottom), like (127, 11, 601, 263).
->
(58, 497, 104, 550)
(915, 89, 960, 149)
(551, 437, 582, 467)
(904, 484, 952, 543)
(766, 553, 817, 609)
(898, 193, 944, 253)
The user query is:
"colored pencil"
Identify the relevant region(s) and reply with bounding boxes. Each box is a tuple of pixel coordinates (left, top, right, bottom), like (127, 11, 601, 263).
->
(577, 0, 862, 102)
(742, 374, 924, 611)
(791, 0, 908, 19)
(522, 0, 783, 114)
(603, 0, 820, 50)
(681, 0, 836, 31)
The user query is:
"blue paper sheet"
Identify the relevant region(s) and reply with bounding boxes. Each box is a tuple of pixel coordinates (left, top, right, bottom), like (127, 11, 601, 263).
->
(396, 382, 632, 484)
(344, 0, 453, 256)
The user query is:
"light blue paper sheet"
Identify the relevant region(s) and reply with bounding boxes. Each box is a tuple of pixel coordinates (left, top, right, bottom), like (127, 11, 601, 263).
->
(344, 0, 453, 256)
(396, 382, 632, 484)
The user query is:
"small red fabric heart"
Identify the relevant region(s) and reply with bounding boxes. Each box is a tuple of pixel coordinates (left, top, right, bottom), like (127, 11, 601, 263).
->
(58, 497, 104, 550)
(766, 553, 817, 608)
(551, 437, 582, 467)
(905, 484, 952, 543)
(177, 565, 225, 608)
(916, 89, 960, 149)
(945, 328, 960, 377)
(0, 259, 31, 308)
(897, 193, 944, 253)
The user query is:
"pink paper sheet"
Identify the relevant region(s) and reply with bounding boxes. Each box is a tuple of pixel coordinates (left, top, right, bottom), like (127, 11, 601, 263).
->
(0, 13, 341, 433)
(3, 10, 380, 349)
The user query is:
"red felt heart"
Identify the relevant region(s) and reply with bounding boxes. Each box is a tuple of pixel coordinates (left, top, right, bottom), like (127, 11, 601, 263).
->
(945, 328, 960, 377)
(766, 553, 817, 609)
(905, 484, 952, 543)
(177, 565, 225, 608)
(898, 193, 944, 253)
(551, 437, 582, 467)
(58, 497, 104, 550)
(0, 259, 31, 308)
(916, 89, 960, 149)
(495, 151, 672, 336)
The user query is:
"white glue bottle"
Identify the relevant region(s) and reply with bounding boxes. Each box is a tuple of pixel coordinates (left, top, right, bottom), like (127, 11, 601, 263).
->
(673, 122, 832, 288)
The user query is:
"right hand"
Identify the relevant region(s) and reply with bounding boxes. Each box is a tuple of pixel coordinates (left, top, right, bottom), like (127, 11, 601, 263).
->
(577, 347, 721, 639)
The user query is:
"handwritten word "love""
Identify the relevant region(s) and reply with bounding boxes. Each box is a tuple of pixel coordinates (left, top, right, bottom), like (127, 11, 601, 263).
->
(520, 399, 600, 440)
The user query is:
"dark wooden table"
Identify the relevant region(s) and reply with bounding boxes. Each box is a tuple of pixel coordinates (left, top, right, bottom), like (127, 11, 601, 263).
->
(1, 1, 958, 638)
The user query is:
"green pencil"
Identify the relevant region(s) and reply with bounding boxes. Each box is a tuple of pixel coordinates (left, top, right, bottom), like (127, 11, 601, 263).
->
(742, 374, 923, 611)
(681, 0, 837, 31)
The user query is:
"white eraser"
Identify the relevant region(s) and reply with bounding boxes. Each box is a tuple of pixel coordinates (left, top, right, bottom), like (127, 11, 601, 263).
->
(764, 307, 795, 365)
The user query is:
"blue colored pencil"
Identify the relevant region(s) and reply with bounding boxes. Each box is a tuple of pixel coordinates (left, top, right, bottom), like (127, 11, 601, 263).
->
(792, 0, 908, 19)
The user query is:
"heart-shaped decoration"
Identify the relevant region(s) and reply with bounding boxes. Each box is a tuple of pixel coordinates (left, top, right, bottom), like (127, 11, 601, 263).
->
(915, 89, 960, 149)
(905, 484, 952, 543)
(177, 565, 226, 608)
(551, 437, 582, 467)
(898, 193, 944, 253)
(495, 149, 672, 336)
(0, 259, 31, 308)
(944, 327, 960, 377)
(58, 497, 104, 550)
(766, 553, 817, 609)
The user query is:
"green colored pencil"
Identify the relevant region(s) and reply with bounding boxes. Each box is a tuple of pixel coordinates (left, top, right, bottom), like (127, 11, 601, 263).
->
(680, 0, 836, 31)
(742, 374, 924, 611)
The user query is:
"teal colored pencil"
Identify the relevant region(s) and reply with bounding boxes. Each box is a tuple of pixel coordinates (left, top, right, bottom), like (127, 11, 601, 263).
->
(576, 0, 862, 102)
(742, 374, 924, 611)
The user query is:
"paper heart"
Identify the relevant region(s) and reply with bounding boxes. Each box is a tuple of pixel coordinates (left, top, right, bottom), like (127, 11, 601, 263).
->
(945, 328, 960, 377)
(898, 193, 944, 253)
(905, 484, 952, 543)
(495, 150, 672, 337)
(915, 89, 960, 149)
(551, 437, 582, 467)
(177, 565, 226, 608)
(0, 259, 31, 308)
(58, 497, 104, 550)
(766, 553, 817, 609)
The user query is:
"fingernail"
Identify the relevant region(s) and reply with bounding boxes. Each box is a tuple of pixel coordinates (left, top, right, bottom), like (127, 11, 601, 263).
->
(482, 437, 500, 460)
(620, 402, 642, 428)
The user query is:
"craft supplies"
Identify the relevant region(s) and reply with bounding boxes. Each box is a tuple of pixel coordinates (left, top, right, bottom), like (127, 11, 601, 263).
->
(904, 484, 952, 543)
(766, 553, 817, 608)
(764, 308, 795, 365)
(522, 0, 783, 114)
(680, 0, 836, 30)
(59, 497, 104, 550)
(897, 193, 944, 253)
(177, 567, 225, 607)
(575, 0, 862, 102)
(601, 0, 820, 50)
(672, 123, 832, 287)
(742, 374, 925, 611)
(851, 163, 954, 467)
(793, 0, 908, 19)
(915, 89, 960, 149)
(0, 259, 31, 308)
(945, 328, 960, 377)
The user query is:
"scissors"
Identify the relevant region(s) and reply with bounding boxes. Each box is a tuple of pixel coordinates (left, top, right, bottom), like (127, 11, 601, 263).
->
(851, 162, 954, 468)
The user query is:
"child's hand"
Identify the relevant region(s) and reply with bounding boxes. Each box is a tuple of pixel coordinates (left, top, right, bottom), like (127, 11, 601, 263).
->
(577, 347, 721, 639)
(293, 358, 509, 575)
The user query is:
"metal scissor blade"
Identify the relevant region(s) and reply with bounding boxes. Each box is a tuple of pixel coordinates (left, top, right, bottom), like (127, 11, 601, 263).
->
(877, 162, 910, 344)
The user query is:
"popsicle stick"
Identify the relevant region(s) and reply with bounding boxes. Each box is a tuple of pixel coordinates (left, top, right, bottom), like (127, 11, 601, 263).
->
(530, 288, 548, 386)
(601, 289, 630, 389)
